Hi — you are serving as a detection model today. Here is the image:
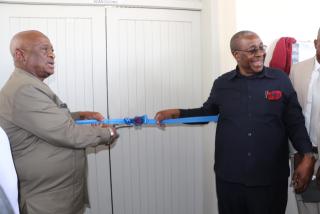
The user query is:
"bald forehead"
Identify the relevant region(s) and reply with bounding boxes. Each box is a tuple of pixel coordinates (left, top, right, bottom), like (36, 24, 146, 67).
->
(230, 31, 260, 51)
(10, 30, 49, 56)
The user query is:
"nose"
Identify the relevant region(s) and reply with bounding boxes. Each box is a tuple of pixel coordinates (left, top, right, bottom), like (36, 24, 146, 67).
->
(48, 51, 55, 59)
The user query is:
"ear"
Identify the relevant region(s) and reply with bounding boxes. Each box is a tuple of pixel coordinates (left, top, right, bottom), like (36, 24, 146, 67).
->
(232, 51, 240, 61)
(314, 39, 318, 49)
(14, 49, 26, 63)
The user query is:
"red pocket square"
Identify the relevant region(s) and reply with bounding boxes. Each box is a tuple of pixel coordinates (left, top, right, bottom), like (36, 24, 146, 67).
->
(265, 90, 282, 101)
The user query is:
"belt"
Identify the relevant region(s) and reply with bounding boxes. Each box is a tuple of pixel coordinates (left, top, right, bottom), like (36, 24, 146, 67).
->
(312, 146, 318, 154)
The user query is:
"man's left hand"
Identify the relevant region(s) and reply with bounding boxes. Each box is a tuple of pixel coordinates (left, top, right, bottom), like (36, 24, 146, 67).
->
(79, 111, 104, 121)
(292, 154, 315, 193)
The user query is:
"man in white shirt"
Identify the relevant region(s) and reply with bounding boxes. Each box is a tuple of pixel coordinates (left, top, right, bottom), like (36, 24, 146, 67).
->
(0, 127, 19, 214)
(290, 27, 320, 214)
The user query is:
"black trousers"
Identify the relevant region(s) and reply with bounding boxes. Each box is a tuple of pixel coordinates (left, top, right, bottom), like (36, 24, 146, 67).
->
(216, 176, 288, 214)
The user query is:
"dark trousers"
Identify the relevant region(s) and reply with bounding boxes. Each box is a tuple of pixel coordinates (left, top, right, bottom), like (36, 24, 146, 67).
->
(216, 176, 288, 214)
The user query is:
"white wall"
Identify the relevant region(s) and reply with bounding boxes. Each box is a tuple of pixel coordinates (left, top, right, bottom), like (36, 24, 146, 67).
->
(235, 0, 320, 46)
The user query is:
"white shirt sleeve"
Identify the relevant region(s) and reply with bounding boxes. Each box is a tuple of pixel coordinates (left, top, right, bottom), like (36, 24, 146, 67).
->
(0, 127, 19, 214)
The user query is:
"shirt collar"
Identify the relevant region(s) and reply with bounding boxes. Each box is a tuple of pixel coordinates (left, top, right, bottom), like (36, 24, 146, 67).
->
(14, 67, 48, 86)
(314, 56, 320, 71)
(228, 66, 275, 80)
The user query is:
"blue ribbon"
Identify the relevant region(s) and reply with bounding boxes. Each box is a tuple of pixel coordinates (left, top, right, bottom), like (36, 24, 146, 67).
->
(75, 115, 218, 126)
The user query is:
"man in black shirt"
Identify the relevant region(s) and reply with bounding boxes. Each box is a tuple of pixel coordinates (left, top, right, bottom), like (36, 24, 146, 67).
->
(154, 30, 315, 214)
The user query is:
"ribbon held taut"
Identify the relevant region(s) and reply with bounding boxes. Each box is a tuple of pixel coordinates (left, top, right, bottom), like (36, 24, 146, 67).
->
(75, 115, 218, 127)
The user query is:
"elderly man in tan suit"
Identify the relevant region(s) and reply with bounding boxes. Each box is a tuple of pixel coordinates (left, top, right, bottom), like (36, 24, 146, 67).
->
(0, 30, 118, 214)
(290, 28, 320, 214)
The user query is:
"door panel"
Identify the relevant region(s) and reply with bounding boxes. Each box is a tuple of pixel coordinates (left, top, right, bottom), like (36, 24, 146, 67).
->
(107, 7, 203, 214)
(0, 4, 205, 214)
(0, 4, 111, 214)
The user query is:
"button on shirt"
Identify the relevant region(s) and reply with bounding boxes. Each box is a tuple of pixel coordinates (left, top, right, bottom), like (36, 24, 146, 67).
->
(180, 66, 312, 186)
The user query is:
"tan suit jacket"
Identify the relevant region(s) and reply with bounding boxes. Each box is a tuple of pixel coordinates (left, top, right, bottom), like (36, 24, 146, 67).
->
(290, 57, 315, 111)
(290, 57, 320, 160)
(0, 68, 112, 214)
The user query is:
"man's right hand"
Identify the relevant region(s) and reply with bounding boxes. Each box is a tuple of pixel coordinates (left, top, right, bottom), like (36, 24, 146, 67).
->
(292, 154, 315, 193)
(154, 109, 180, 125)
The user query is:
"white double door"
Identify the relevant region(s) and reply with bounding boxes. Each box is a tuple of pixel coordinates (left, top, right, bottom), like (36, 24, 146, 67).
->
(0, 4, 204, 214)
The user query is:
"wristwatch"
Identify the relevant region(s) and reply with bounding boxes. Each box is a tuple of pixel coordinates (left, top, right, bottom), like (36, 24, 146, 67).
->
(108, 127, 115, 138)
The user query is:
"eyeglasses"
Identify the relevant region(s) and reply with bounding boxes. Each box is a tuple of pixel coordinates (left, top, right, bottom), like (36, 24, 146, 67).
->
(234, 45, 267, 55)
